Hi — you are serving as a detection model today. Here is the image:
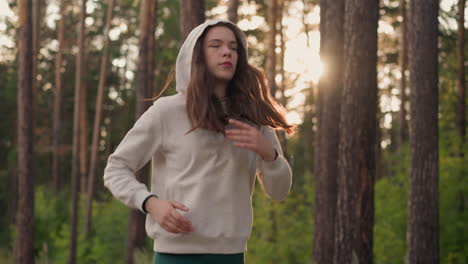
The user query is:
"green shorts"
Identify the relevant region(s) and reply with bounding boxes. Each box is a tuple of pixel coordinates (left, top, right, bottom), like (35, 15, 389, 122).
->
(154, 252, 244, 264)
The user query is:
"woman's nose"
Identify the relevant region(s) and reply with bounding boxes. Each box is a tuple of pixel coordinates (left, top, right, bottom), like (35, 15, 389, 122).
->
(222, 45, 232, 57)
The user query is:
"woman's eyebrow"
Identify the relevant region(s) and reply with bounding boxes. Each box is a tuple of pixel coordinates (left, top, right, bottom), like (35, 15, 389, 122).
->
(207, 39, 238, 45)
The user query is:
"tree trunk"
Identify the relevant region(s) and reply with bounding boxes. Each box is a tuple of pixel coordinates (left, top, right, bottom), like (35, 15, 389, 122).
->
(79, 0, 89, 195)
(334, 1, 378, 264)
(301, 0, 315, 178)
(80, 90, 88, 193)
(32, 0, 43, 115)
(456, 0, 466, 155)
(313, 0, 344, 263)
(398, 0, 409, 149)
(280, 0, 287, 99)
(85, 0, 115, 237)
(375, 103, 384, 180)
(456, 0, 466, 222)
(16, 0, 35, 263)
(124, 1, 158, 263)
(80, 69, 88, 193)
(406, 1, 440, 263)
(302, 0, 311, 48)
(266, 0, 278, 98)
(303, 85, 314, 177)
(227, 0, 239, 24)
(70, 0, 86, 263)
(179, 0, 205, 41)
(53, 0, 66, 192)
(276, 0, 288, 158)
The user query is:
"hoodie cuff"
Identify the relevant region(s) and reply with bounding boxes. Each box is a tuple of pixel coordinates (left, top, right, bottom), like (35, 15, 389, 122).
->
(260, 152, 283, 172)
(262, 149, 278, 162)
(141, 194, 159, 214)
(134, 190, 154, 213)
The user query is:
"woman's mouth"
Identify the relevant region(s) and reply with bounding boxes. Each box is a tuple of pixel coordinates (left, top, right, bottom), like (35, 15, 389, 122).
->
(221, 62, 233, 68)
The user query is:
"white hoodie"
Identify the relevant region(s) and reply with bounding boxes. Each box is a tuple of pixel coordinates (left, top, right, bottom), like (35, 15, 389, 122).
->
(103, 19, 292, 254)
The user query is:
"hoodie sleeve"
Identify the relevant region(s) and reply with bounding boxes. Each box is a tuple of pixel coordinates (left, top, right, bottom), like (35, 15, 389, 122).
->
(256, 126, 293, 201)
(103, 102, 164, 213)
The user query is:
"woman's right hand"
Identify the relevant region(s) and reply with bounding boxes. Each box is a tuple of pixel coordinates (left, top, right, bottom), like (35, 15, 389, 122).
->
(145, 197, 194, 234)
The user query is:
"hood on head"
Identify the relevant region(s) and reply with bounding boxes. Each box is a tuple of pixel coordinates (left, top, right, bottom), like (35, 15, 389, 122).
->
(175, 19, 248, 93)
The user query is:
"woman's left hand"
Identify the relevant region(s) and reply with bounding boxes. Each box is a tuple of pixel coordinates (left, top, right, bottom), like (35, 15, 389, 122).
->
(225, 119, 277, 161)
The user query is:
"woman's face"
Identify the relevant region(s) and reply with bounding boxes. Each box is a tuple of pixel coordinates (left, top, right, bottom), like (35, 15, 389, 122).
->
(203, 26, 239, 83)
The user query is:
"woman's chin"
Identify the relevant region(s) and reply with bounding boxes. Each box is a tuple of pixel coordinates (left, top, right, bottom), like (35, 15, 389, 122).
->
(215, 75, 235, 83)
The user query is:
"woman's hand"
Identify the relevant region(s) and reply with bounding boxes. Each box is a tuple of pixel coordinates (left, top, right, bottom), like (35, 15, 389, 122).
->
(225, 119, 277, 161)
(145, 197, 194, 234)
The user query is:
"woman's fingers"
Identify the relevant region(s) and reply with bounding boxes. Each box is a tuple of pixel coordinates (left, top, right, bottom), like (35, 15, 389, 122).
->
(153, 200, 193, 234)
(225, 123, 274, 159)
(225, 128, 251, 135)
(166, 214, 192, 233)
(170, 209, 193, 232)
(225, 128, 259, 151)
(225, 126, 256, 140)
(162, 221, 184, 234)
(160, 210, 193, 233)
(228, 119, 253, 130)
(225, 134, 251, 143)
(226, 134, 255, 149)
(232, 142, 255, 150)
(169, 200, 189, 212)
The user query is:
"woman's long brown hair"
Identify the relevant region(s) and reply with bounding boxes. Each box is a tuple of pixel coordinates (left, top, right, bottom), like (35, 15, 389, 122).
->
(157, 23, 295, 135)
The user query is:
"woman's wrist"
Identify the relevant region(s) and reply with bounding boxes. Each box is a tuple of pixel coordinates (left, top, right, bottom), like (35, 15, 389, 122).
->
(143, 195, 159, 214)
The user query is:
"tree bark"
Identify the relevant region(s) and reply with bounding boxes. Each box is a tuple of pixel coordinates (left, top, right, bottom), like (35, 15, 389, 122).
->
(85, 0, 115, 237)
(398, 0, 409, 149)
(80, 92, 88, 193)
(79, 0, 89, 195)
(406, 1, 440, 263)
(266, 0, 278, 98)
(78, 0, 89, 193)
(32, 0, 43, 115)
(179, 0, 205, 41)
(456, 0, 466, 224)
(16, 0, 35, 263)
(302, 0, 311, 48)
(301, 0, 315, 178)
(334, 1, 378, 264)
(313, 0, 344, 263)
(124, 1, 158, 263)
(303, 85, 314, 176)
(276, 0, 288, 158)
(70, 0, 86, 263)
(227, 0, 239, 24)
(80, 66, 88, 193)
(53, 0, 66, 192)
(456, 0, 466, 155)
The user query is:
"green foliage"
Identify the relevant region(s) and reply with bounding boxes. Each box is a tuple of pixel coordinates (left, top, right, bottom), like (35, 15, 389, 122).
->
(0, 248, 14, 264)
(0, 185, 153, 264)
(246, 169, 314, 263)
(0, 59, 18, 248)
(439, 152, 468, 263)
(436, 4, 468, 262)
(374, 151, 408, 264)
(33, 186, 70, 258)
(11, 186, 151, 264)
(133, 248, 154, 264)
(2, 0, 468, 263)
(374, 141, 468, 264)
(48, 194, 134, 264)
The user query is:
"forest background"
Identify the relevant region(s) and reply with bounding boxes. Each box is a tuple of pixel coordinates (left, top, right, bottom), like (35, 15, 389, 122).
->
(1, 0, 467, 263)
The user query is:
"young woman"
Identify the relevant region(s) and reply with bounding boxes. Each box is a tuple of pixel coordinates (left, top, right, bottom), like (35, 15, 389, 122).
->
(103, 19, 294, 264)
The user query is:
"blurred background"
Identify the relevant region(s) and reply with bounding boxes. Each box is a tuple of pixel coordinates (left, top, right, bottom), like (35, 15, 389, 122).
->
(1, 0, 467, 263)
